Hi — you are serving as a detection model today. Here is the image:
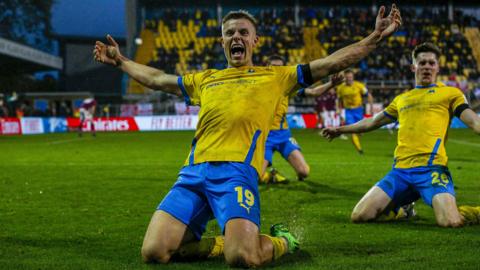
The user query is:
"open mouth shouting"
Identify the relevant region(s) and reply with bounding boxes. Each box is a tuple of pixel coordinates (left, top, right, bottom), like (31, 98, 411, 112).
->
(230, 43, 245, 60)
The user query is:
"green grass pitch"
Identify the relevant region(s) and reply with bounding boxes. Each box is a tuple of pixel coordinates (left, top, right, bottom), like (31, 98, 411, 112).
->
(1, 129, 479, 269)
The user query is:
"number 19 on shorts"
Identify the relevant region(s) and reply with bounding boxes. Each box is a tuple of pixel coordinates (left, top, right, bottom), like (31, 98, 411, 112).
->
(234, 186, 255, 213)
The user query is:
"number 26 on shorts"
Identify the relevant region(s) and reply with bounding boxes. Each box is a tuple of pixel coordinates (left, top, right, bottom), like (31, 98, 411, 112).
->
(431, 171, 449, 188)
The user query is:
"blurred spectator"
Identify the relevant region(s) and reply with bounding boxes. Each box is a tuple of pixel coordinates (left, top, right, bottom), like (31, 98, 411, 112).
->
(78, 98, 96, 137)
(103, 104, 110, 118)
(143, 6, 479, 110)
(58, 101, 72, 117)
(0, 99, 8, 117)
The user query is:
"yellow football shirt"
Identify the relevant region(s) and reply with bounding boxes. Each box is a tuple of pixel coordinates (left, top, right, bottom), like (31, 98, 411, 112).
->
(179, 65, 307, 175)
(383, 84, 468, 168)
(337, 81, 368, 109)
(270, 95, 292, 130)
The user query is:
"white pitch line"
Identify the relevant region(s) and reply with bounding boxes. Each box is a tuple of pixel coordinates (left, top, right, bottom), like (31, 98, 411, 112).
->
(449, 139, 480, 148)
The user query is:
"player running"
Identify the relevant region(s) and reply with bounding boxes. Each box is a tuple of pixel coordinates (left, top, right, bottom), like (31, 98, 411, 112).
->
(261, 55, 343, 183)
(95, 6, 402, 267)
(322, 42, 480, 227)
(336, 69, 373, 154)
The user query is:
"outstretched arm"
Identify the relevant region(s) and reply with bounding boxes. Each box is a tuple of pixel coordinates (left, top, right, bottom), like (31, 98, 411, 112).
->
(93, 35, 181, 97)
(321, 111, 394, 141)
(304, 73, 344, 97)
(309, 4, 402, 81)
(459, 108, 480, 135)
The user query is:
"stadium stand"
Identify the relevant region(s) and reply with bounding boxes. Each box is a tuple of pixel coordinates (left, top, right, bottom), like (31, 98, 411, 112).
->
(133, 6, 479, 78)
(2, 2, 479, 118)
(125, 4, 479, 114)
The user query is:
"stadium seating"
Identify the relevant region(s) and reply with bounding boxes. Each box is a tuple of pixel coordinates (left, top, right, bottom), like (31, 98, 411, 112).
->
(129, 6, 480, 110)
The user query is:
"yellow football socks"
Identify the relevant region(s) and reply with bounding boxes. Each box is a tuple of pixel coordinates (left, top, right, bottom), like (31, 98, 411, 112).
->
(260, 170, 272, 184)
(352, 134, 363, 153)
(458, 205, 480, 225)
(376, 207, 412, 221)
(176, 236, 224, 259)
(262, 234, 287, 260)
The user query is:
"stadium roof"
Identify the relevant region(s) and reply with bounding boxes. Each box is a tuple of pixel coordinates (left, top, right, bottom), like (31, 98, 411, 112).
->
(0, 37, 63, 73)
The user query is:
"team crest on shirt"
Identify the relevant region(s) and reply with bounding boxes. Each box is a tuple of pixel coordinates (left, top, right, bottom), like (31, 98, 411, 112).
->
(428, 89, 435, 94)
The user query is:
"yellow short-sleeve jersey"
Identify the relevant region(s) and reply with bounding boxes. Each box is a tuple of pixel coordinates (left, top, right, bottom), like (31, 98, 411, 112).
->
(270, 93, 297, 130)
(383, 84, 468, 168)
(337, 81, 368, 109)
(179, 65, 308, 175)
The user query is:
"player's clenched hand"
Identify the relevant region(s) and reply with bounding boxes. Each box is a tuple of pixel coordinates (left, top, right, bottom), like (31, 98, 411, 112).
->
(93, 34, 122, 66)
(320, 128, 341, 141)
(375, 4, 402, 40)
(330, 73, 344, 87)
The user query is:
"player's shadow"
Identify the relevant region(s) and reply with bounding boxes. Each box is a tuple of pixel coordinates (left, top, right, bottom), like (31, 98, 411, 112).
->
(318, 241, 396, 257)
(168, 250, 312, 268)
(260, 180, 364, 198)
(323, 214, 480, 235)
(325, 212, 429, 225)
(169, 256, 225, 265)
(267, 249, 313, 268)
(390, 219, 480, 235)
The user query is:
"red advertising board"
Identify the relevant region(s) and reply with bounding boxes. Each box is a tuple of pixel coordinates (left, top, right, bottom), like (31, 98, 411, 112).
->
(67, 117, 139, 132)
(302, 113, 318, 129)
(0, 118, 22, 135)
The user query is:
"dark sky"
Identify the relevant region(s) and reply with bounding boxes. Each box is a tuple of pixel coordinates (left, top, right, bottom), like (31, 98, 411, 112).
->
(51, 0, 126, 38)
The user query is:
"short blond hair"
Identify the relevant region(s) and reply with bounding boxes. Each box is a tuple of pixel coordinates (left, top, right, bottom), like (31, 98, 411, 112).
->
(222, 10, 257, 29)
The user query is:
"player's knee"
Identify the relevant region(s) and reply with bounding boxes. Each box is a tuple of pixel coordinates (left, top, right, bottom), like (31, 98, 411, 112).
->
(437, 217, 463, 228)
(297, 164, 310, 179)
(141, 242, 172, 264)
(224, 246, 261, 268)
(350, 211, 364, 223)
(351, 209, 374, 223)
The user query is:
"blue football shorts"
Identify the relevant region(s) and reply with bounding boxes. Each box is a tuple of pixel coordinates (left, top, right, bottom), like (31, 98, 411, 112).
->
(376, 165, 455, 207)
(157, 162, 260, 239)
(345, 106, 364, 125)
(264, 129, 301, 165)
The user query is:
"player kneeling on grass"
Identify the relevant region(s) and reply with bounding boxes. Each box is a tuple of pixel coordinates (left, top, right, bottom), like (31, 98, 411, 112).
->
(261, 55, 344, 184)
(322, 42, 480, 227)
(95, 5, 401, 267)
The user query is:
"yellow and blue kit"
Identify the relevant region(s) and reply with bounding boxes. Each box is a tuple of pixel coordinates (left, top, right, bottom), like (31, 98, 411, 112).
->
(337, 81, 368, 124)
(158, 65, 312, 237)
(264, 92, 301, 165)
(377, 83, 470, 206)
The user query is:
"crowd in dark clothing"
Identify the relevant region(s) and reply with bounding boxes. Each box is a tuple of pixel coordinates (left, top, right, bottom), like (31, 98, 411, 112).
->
(148, 48, 179, 74)
(144, 6, 479, 83)
(0, 94, 74, 118)
(146, 7, 306, 72)
(310, 7, 479, 81)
